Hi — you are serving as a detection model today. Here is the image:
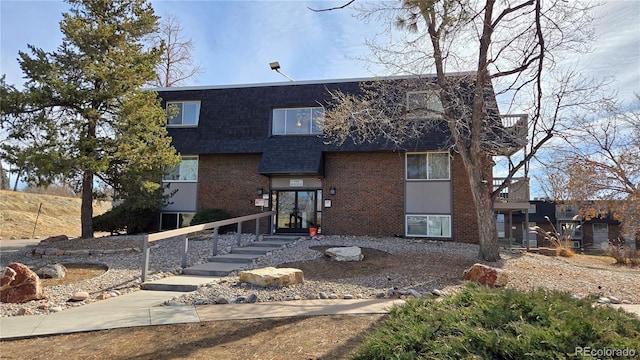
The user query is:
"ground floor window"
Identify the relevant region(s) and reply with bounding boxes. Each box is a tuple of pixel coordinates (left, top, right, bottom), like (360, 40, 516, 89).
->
(593, 223, 608, 233)
(406, 215, 451, 237)
(160, 212, 196, 230)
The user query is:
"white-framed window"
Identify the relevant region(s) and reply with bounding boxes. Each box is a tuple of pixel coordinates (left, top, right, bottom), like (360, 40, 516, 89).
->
(406, 215, 451, 237)
(272, 107, 324, 135)
(163, 156, 198, 182)
(593, 223, 608, 233)
(407, 90, 444, 119)
(406, 152, 450, 180)
(167, 101, 200, 126)
(160, 212, 196, 230)
(528, 204, 536, 214)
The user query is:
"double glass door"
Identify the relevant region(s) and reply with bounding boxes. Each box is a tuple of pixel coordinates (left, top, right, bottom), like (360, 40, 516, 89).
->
(274, 190, 320, 233)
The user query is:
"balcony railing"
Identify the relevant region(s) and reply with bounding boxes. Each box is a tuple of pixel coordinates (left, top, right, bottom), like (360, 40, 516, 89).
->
(496, 114, 528, 156)
(494, 177, 530, 203)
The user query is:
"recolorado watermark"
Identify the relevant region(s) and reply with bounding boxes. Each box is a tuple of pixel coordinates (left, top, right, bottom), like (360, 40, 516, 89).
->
(574, 346, 636, 358)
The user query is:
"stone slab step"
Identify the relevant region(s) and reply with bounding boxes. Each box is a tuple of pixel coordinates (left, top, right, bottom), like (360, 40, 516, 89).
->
(141, 275, 221, 292)
(182, 262, 244, 276)
(208, 253, 262, 263)
(231, 246, 283, 255)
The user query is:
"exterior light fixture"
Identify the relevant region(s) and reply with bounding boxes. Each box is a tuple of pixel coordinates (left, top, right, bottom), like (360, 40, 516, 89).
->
(257, 187, 264, 196)
(329, 187, 336, 195)
(269, 61, 295, 82)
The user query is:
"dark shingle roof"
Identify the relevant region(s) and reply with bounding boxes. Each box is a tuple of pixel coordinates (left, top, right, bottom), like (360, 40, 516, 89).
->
(159, 74, 491, 174)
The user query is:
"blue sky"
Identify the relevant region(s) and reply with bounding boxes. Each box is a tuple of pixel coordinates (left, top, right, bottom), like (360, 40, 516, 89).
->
(2, 0, 638, 104)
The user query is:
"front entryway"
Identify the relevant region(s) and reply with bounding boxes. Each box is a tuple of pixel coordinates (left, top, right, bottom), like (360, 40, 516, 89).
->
(273, 190, 320, 233)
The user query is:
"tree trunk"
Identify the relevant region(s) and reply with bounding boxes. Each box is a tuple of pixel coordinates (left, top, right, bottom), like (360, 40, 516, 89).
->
(80, 170, 94, 239)
(474, 187, 500, 261)
(465, 154, 501, 262)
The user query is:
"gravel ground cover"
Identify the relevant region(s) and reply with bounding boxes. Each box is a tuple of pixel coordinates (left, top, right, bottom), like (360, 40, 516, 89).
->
(1, 233, 638, 317)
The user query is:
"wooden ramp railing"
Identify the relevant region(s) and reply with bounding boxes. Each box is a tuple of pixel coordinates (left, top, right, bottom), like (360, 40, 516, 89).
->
(141, 211, 275, 282)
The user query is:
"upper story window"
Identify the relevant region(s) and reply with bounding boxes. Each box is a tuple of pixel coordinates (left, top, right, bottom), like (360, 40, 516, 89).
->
(163, 156, 198, 182)
(407, 90, 444, 119)
(167, 101, 200, 127)
(272, 107, 324, 135)
(406, 152, 450, 180)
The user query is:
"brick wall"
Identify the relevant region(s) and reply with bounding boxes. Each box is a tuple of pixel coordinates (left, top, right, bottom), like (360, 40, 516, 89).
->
(197, 154, 270, 231)
(451, 155, 481, 243)
(322, 152, 405, 236)
(197, 152, 484, 242)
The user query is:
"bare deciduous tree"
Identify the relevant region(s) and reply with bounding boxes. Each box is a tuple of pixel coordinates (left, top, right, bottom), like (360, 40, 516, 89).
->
(550, 95, 640, 243)
(149, 14, 202, 87)
(320, 0, 610, 261)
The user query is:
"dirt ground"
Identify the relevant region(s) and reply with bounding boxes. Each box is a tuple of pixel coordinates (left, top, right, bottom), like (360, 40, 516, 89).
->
(0, 315, 385, 360)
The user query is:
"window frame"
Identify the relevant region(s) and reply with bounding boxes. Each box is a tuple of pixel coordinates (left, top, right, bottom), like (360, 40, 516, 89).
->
(406, 90, 444, 119)
(405, 214, 452, 238)
(163, 155, 198, 182)
(405, 152, 451, 181)
(166, 101, 201, 127)
(271, 106, 324, 136)
(160, 212, 196, 230)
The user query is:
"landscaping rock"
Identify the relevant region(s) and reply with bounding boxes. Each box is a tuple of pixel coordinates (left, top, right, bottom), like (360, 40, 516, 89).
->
(325, 246, 364, 261)
(41, 235, 69, 243)
(70, 291, 90, 302)
(238, 267, 304, 287)
(35, 263, 67, 279)
(0, 263, 46, 303)
(463, 263, 509, 288)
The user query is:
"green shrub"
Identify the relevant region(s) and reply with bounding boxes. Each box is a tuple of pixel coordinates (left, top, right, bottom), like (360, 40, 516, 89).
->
(190, 208, 234, 233)
(93, 204, 157, 235)
(352, 283, 640, 360)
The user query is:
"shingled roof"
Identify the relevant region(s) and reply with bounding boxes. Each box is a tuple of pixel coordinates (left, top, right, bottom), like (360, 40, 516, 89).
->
(158, 74, 494, 175)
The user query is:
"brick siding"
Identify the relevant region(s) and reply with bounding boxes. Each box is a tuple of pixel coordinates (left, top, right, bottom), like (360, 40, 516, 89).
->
(451, 155, 481, 243)
(322, 152, 405, 236)
(197, 154, 270, 231)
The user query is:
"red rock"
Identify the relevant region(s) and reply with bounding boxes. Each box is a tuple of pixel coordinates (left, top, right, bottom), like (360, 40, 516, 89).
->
(0, 263, 47, 303)
(463, 263, 509, 288)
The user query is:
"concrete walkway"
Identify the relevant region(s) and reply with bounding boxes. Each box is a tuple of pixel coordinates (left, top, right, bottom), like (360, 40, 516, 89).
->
(0, 291, 404, 340)
(2, 290, 637, 341)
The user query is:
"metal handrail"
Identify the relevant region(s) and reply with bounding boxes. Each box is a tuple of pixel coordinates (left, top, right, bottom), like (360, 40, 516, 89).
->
(141, 211, 275, 282)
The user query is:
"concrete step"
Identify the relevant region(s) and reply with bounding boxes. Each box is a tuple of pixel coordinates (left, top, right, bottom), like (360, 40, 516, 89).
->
(264, 235, 303, 242)
(208, 253, 262, 263)
(249, 240, 294, 248)
(182, 262, 243, 276)
(141, 275, 221, 292)
(231, 246, 283, 255)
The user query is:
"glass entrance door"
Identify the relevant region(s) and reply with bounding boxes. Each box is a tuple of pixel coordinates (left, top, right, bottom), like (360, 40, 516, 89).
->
(274, 190, 318, 233)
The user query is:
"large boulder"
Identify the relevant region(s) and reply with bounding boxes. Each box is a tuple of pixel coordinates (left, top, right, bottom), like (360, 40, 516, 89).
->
(463, 263, 509, 288)
(0, 263, 47, 303)
(239, 267, 303, 287)
(35, 263, 67, 279)
(325, 246, 364, 261)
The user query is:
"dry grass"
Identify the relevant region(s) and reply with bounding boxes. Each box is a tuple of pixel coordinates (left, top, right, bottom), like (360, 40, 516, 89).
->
(0, 190, 111, 239)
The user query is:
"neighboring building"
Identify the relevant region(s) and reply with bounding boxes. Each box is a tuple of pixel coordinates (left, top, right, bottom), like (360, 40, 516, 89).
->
(505, 199, 623, 250)
(157, 74, 527, 242)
